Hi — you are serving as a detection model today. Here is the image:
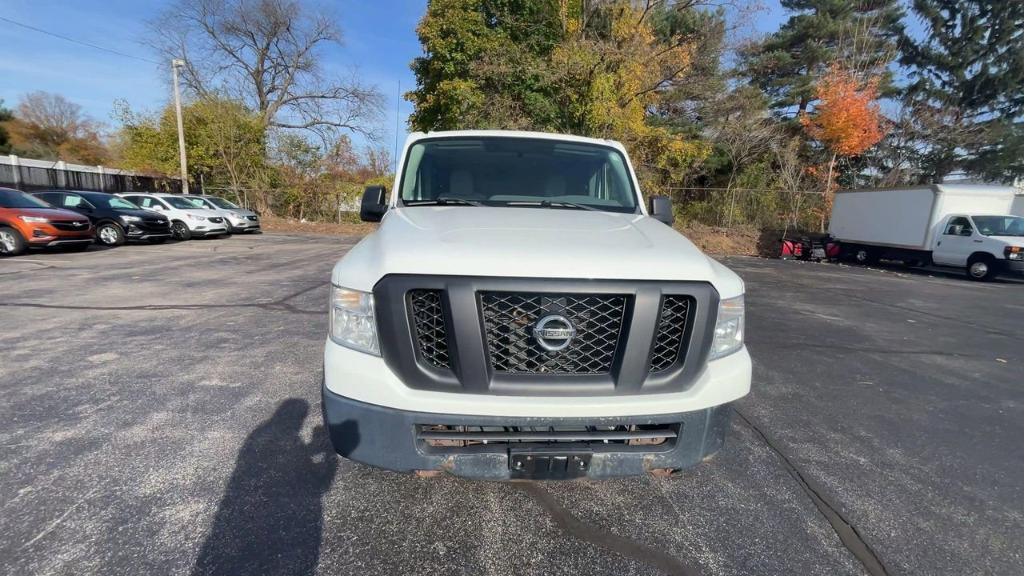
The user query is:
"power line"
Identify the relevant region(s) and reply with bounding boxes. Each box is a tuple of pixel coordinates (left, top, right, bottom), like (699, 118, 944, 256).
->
(0, 15, 162, 66)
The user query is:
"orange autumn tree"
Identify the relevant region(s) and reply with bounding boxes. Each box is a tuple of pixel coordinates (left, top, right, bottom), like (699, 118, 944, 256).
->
(800, 66, 886, 230)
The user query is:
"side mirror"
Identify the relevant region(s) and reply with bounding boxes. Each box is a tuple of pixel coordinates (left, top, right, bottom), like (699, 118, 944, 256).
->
(360, 185, 388, 222)
(150, 205, 163, 211)
(649, 195, 674, 226)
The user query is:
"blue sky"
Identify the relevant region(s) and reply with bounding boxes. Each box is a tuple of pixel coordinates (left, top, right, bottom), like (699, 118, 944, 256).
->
(0, 0, 425, 153)
(0, 0, 791, 154)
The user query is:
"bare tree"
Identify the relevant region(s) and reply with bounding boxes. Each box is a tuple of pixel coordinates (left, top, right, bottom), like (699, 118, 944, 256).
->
(148, 0, 383, 143)
(6, 91, 108, 164)
(773, 136, 811, 235)
(703, 85, 780, 227)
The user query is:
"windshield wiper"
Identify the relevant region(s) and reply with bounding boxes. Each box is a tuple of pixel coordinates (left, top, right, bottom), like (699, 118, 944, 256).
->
(404, 197, 483, 207)
(504, 200, 600, 212)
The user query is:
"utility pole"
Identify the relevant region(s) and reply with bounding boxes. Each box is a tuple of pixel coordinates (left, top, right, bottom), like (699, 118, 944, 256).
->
(171, 59, 189, 194)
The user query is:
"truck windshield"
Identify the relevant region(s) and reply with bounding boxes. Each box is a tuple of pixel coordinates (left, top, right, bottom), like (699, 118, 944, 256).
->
(973, 215, 1024, 237)
(398, 137, 638, 213)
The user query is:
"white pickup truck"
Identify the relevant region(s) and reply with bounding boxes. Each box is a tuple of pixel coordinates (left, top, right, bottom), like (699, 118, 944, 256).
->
(322, 130, 751, 479)
(830, 184, 1024, 281)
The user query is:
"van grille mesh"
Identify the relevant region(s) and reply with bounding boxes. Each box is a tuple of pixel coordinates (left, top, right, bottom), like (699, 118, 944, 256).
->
(479, 292, 627, 374)
(649, 296, 692, 372)
(408, 290, 451, 369)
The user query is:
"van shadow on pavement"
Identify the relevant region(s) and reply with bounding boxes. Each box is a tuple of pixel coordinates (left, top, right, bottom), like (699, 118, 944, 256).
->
(191, 399, 354, 576)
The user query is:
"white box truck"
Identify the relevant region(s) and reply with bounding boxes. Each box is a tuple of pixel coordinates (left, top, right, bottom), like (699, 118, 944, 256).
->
(829, 184, 1024, 281)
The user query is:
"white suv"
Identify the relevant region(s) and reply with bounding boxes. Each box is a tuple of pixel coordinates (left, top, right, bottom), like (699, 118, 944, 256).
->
(181, 195, 261, 234)
(119, 193, 228, 240)
(321, 130, 751, 480)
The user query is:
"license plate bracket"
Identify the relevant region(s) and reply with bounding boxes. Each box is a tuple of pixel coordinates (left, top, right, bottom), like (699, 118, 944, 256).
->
(509, 447, 592, 479)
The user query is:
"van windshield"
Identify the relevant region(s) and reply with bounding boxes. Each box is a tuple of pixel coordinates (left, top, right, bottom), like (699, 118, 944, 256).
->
(398, 137, 638, 213)
(973, 215, 1024, 237)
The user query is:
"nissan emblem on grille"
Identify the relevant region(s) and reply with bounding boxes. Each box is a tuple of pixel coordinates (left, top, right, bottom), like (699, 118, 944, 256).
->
(532, 315, 576, 352)
(480, 292, 627, 374)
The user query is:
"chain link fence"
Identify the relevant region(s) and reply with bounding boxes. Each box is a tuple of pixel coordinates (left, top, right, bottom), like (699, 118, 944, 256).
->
(665, 186, 829, 231)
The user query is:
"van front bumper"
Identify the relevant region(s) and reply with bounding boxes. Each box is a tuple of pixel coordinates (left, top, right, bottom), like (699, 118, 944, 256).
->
(321, 381, 733, 479)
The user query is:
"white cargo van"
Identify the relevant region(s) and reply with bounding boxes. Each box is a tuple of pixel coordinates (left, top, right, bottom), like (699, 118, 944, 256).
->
(321, 130, 751, 479)
(829, 184, 1024, 281)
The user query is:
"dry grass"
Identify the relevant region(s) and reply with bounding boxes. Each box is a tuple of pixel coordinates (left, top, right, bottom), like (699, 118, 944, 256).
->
(678, 222, 761, 256)
(260, 215, 378, 237)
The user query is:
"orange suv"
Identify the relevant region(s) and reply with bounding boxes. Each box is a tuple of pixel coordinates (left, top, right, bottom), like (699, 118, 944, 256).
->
(0, 187, 94, 256)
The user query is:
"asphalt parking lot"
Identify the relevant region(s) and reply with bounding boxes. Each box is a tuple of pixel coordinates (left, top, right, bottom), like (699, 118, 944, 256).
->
(1, 234, 1022, 576)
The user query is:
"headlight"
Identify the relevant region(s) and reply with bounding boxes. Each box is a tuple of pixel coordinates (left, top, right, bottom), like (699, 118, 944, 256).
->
(1007, 246, 1022, 260)
(121, 216, 142, 223)
(710, 295, 744, 360)
(186, 214, 207, 221)
(330, 286, 379, 355)
(19, 216, 49, 223)
(231, 212, 246, 219)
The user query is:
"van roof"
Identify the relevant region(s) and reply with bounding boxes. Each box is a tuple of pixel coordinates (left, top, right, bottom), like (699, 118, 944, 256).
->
(404, 129, 626, 152)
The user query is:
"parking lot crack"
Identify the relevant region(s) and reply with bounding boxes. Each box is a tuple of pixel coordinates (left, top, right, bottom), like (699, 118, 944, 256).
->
(733, 408, 890, 576)
(518, 483, 699, 576)
(19, 488, 100, 550)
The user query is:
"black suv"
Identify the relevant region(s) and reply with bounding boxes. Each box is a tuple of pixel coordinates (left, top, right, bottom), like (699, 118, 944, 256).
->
(33, 190, 172, 246)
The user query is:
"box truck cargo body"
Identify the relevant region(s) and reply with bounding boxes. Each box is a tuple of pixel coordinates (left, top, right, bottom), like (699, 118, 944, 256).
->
(829, 184, 1024, 281)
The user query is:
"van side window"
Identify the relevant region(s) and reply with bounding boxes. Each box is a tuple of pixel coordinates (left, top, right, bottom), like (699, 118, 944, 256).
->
(944, 217, 972, 236)
(63, 194, 85, 208)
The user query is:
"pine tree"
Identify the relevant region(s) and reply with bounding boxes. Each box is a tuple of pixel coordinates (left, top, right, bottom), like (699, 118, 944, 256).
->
(900, 0, 1024, 182)
(741, 0, 903, 116)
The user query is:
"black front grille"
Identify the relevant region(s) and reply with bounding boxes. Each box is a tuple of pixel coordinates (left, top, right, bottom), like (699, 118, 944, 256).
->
(247, 215, 258, 221)
(408, 290, 451, 369)
(208, 217, 224, 224)
(143, 219, 169, 228)
(650, 296, 692, 372)
(480, 292, 627, 374)
(417, 424, 678, 447)
(52, 221, 90, 231)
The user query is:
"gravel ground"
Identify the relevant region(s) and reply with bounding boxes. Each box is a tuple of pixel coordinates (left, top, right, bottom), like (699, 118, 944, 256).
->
(1, 234, 1021, 576)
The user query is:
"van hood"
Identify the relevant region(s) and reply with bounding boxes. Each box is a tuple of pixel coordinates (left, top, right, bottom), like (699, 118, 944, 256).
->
(333, 206, 743, 297)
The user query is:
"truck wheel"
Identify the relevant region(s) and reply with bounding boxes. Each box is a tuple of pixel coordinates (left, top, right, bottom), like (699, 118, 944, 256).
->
(967, 255, 997, 281)
(854, 248, 878, 265)
(96, 223, 126, 246)
(0, 226, 27, 256)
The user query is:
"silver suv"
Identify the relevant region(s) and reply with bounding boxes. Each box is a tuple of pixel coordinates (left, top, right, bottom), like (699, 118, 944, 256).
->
(182, 195, 261, 234)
